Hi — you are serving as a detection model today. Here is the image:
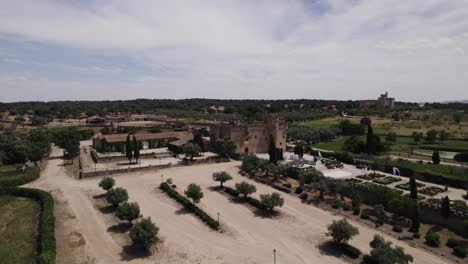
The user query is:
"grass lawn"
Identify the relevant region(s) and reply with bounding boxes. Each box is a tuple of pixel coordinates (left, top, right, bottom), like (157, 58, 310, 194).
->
(314, 136, 353, 151)
(0, 167, 40, 187)
(295, 117, 341, 128)
(0, 164, 23, 173)
(376, 159, 468, 181)
(0, 195, 40, 264)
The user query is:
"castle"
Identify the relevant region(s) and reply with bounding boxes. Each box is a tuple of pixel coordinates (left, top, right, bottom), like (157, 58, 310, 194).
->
(209, 114, 287, 154)
(358, 92, 395, 109)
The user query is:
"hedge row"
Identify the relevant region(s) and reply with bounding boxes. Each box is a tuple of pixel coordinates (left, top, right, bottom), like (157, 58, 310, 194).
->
(159, 182, 219, 230)
(0, 167, 40, 187)
(221, 186, 266, 210)
(0, 187, 56, 264)
(272, 183, 291, 193)
(310, 150, 354, 164)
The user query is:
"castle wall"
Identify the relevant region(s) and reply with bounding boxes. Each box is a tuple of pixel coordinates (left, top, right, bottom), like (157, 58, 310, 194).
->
(209, 115, 287, 154)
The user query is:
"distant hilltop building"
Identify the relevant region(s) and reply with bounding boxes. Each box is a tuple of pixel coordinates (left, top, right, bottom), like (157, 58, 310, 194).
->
(209, 114, 287, 154)
(358, 92, 395, 109)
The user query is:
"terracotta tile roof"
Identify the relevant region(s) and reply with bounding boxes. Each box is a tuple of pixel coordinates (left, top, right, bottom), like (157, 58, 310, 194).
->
(100, 131, 192, 143)
(168, 137, 191, 147)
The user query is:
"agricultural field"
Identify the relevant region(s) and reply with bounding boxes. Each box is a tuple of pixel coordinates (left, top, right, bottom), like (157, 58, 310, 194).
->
(0, 195, 40, 264)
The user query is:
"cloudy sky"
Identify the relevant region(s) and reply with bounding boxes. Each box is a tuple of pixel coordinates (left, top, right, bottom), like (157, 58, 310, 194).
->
(1, 0, 468, 102)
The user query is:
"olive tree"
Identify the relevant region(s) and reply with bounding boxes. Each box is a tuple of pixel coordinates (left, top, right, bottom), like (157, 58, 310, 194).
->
(235, 181, 257, 198)
(212, 171, 233, 187)
(327, 218, 359, 245)
(260, 192, 284, 212)
(115, 202, 141, 225)
(106, 187, 129, 207)
(185, 183, 203, 203)
(367, 235, 413, 264)
(129, 217, 159, 251)
(99, 177, 115, 192)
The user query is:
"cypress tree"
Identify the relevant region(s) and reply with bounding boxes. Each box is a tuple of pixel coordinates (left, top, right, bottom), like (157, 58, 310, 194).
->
(441, 196, 451, 218)
(126, 135, 133, 163)
(366, 124, 376, 155)
(411, 203, 420, 233)
(268, 135, 278, 164)
(409, 176, 418, 200)
(432, 150, 440, 164)
(133, 136, 140, 163)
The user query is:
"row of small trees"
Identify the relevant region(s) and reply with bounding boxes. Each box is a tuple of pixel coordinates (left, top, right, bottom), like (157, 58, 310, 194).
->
(99, 177, 159, 251)
(327, 218, 413, 263)
(212, 171, 285, 212)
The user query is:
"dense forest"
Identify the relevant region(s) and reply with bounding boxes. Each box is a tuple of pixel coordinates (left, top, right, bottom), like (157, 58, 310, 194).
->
(0, 98, 430, 122)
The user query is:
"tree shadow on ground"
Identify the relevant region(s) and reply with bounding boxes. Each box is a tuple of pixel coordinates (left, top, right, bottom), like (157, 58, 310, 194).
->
(253, 209, 279, 219)
(99, 205, 115, 214)
(318, 241, 345, 258)
(93, 193, 106, 199)
(228, 196, 247, 205)
(107, 222, 132, 234)
(207, 186, 222, 192)
(174, 207, 191, 215)
(119, 245, 152, 261)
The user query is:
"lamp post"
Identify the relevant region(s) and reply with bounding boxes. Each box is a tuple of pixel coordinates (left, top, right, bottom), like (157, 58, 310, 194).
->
(273, 249, 276, 264)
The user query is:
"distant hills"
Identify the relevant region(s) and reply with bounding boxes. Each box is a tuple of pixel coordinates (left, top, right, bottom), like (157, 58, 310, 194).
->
(441, 100, 468, 104)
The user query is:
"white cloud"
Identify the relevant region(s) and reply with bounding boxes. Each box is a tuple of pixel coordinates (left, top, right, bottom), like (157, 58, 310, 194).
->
(0, 0, 468, 102)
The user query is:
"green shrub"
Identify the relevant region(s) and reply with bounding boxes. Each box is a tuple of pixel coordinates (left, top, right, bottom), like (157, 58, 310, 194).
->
(360, 211, 370, 219)
(299, 192, 308, 200)
(341, 244, 361, 259)
(352, 206, 360, 215)
(295, 186, 303, 194)
(282, 182, 292, 188)
(425, 231, 440, 247)
(272, 183, 291, 193)
(453, 246, 467, 258)
(413, 232, 420, 239)
(332, 200, 342, 209)
(99, 177, 115, 191)
(160, 182, 219, 230)
(246, 197, 266, 210)
(446, 237, 461, 248)
(342, 203, 351, 211)
(224, 186, 239, 197)
(0, 187, 56, 264)
(392, 225, 403, 233)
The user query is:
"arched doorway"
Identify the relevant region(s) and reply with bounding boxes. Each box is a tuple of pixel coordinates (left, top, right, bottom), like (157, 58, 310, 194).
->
(244, 147, 249, 154)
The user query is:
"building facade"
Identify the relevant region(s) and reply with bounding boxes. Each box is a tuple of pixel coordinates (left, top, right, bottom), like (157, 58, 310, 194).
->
(92, 131, 192, 153)
(358, 92, 395, 109)
(209, 114, 287, 154)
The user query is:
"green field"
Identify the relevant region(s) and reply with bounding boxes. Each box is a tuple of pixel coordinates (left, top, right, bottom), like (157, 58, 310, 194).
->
(313, 134, 468, 154)
(296, 118, 340, 128)
(0, 167, 40, 187)
(0, 195, 40, 264)
(314, 136, 353, 152)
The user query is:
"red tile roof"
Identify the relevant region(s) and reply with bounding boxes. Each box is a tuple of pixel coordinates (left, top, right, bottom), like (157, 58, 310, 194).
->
(100, 131, 192, 143)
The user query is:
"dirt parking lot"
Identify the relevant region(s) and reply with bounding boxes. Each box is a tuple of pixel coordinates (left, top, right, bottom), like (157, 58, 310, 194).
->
(28, 147, 451, 264)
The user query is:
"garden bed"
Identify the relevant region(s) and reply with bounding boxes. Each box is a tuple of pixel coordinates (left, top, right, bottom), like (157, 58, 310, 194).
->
(395, 182, 425, 191)
(419, 186, 445, 196)
(372, 176, 401, 185)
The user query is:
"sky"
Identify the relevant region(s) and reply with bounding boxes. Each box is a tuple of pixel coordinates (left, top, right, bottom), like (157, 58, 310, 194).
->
(1, 0, 468, 103)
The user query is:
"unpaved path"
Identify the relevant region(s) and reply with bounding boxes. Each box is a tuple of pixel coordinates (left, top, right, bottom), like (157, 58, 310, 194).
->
(26, 147, 452, 264)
